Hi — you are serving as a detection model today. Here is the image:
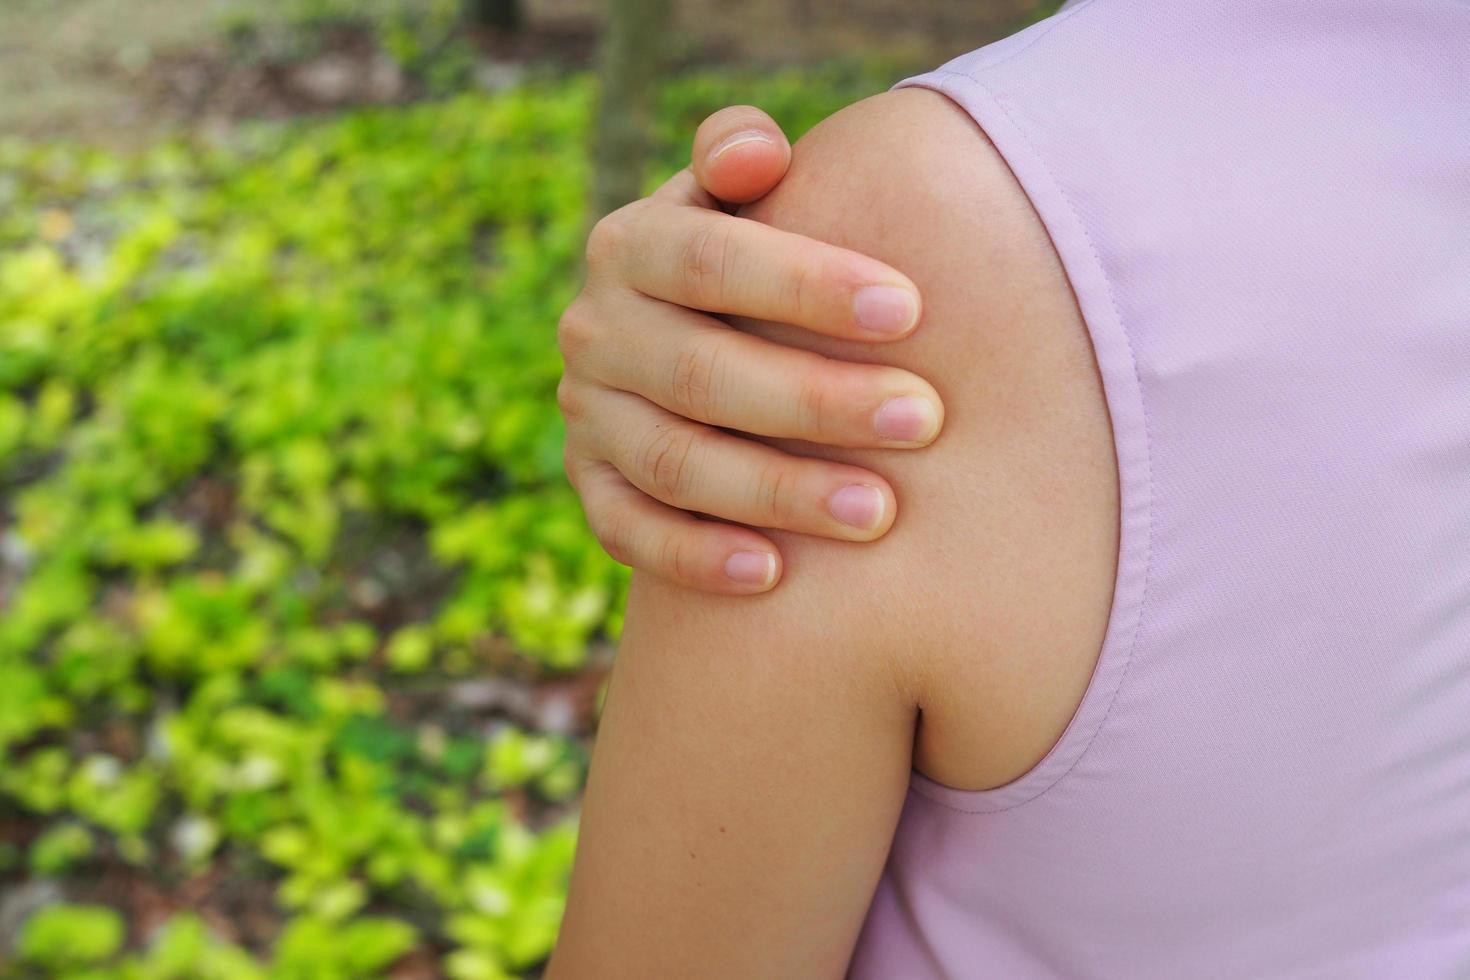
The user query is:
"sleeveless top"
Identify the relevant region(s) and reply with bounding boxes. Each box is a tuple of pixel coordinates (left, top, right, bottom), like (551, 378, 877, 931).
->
(849, 2, 1470, 977)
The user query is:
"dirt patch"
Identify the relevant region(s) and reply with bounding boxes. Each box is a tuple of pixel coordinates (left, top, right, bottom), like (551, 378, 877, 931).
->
(140, 27, 417, 126)
(138, 20, 608, 130)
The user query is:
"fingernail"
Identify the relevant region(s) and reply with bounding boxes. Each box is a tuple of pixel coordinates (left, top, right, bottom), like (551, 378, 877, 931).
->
(852, 285, 919, 336)
(874, 396, 940, 444)
(725, 550, 777, 588)
(828, 484, 886, 532)
(709, 130, 776, 163)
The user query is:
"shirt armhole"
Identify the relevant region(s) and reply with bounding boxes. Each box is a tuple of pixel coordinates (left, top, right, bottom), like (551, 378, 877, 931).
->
(891, 67, 1155, 815)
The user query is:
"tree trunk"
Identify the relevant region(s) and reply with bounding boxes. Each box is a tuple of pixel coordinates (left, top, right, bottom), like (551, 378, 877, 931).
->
(590, 0, 674, 220)
(464, 0, 524, 32)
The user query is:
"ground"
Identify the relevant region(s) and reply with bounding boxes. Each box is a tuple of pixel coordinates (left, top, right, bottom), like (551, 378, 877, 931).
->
(0, 0, 1042, 143)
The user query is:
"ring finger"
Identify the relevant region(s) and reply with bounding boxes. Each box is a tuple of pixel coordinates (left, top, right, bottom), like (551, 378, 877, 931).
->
(588, 386, 898, 540)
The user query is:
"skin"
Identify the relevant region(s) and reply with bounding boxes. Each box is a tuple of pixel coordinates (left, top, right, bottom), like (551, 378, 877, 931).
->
(559, 106, 945, 595)
(547, 87, 1120, 977)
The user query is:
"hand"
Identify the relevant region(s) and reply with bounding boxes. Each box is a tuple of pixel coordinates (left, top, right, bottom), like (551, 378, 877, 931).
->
(558, 106, 945, 595)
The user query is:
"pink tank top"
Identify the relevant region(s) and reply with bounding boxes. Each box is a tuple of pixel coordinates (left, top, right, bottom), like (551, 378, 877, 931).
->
(850, 2, 1470, 976)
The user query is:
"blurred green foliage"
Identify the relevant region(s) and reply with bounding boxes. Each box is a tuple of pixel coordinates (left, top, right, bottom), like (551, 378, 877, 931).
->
(0, 59, 903, 978)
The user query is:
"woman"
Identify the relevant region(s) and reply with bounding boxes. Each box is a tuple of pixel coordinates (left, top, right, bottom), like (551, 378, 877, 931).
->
(549, 2, 1470, 976)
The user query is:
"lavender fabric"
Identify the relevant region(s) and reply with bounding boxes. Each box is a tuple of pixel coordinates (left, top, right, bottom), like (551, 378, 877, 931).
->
(849, 2, 1470, 976)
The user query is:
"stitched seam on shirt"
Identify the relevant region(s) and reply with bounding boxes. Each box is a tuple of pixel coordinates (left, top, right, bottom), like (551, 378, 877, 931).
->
(909, 74, 1156, 816)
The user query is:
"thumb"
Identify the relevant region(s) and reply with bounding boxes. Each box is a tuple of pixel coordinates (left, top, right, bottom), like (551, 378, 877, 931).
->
(690, 105, 792, 206)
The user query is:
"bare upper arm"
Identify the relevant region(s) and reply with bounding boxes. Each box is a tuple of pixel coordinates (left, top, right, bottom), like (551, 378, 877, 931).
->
(548, 87, 1118, 978)
(736, 87, 1119, 791)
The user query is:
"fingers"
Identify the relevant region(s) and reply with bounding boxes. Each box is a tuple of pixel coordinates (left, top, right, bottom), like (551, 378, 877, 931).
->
(562, 101, 938, 596)
(568, 386, 898, 542)
(563, 291, 943, 448)
(602, 107, 922, 342)
(589, 198, 922, 342)
(689, 105, 792, 205)
(571, 459, 784, 594)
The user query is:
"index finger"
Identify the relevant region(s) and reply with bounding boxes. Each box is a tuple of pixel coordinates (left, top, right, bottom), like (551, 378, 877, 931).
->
(615, 183, 924, 342)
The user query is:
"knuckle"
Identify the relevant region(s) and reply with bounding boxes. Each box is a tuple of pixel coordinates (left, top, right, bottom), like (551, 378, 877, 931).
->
(555, 376, 583, 421)
(636, 424, 699, 503)
(585, 208, 631, 267)
(780, 254, 816, 322)
(679, 218, 733, 305)
(556, 299, 596, 361)
(592, 510, 633, 566)
(753, 459, 800, 526)
(667, 334, 727, 418)
(795, 363, 838, 440)
(656, 530, 696, 585)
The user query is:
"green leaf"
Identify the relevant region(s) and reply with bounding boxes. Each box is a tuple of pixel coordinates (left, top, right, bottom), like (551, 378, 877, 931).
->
(19, 903, 126, 967)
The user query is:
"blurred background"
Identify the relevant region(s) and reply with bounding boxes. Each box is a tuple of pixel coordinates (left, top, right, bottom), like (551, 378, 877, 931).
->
(0, 1, 1054, 976)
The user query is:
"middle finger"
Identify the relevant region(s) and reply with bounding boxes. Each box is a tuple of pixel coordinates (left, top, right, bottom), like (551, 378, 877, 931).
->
(579, 290, 944, 449)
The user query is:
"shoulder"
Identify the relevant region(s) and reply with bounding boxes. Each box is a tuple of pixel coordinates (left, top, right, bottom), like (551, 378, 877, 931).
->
(734, 87, 1121, 790)
(744, 88, 1049, 271)
(737, 87, 1092, 449)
